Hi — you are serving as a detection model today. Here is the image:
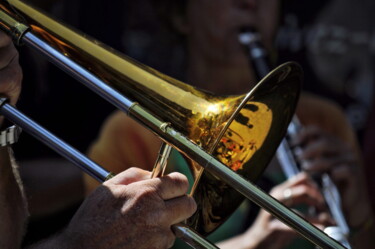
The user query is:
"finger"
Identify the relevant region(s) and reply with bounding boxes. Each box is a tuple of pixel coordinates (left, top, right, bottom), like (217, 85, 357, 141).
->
(270, 172, 308, 198)
(151, 172, 190, 200)
(282, 172, 318, 190)
(290, 126, 323, 146)
(106, 167, 151, 185)
(286, 172, 311, 186)
(271, 173, 326, 208)
(301, 155, 355, 173)
(297, 138, 351, 161)
(285, 184, 325, 209)
(163, 195, 197, 225)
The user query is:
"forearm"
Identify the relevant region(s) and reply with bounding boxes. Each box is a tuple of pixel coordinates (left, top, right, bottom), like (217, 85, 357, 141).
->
(0, 147, 28, 248)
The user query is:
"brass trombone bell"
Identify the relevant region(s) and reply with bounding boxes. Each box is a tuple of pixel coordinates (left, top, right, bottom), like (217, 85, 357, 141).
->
(0, 1, 346, 248)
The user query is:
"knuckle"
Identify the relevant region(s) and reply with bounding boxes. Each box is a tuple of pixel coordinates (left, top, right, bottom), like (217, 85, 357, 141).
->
(136, 185, 159, 201)
(127, 166, 138, 172)
(126, 166, 142, 175)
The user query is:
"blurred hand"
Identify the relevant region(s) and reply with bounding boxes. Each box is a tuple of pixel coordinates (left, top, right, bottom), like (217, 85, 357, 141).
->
(0, 31, 22, 107)
(56, 168, 196, 249)
(248, 173, 331, 249)
(292, 125, 373, 227)
(219, 173, 332, 249)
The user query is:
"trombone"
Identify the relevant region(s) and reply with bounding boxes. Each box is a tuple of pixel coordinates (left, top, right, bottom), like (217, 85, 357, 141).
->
(0, 1, 346, 248)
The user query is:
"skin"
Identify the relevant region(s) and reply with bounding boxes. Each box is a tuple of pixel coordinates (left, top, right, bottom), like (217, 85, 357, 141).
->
(28, 168, 196, 249)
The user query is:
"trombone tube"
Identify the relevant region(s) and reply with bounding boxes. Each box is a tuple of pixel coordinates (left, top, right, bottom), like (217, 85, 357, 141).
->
(151, 142, 172, 178)
(173, 224, 219, 249)
(0, 100, 111, 182)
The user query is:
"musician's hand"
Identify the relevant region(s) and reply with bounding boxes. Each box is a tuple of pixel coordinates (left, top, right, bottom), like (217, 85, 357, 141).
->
(0, 31, 22, 107)
(292, 126, 373, 228)
(218, 173, 332, 249)
(57, 168, 196, 249)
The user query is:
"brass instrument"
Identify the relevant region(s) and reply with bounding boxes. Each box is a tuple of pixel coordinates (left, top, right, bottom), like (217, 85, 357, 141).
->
(239, 28, 351, 248)
(0, 1, 346, 248)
